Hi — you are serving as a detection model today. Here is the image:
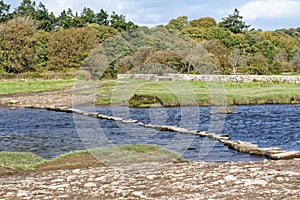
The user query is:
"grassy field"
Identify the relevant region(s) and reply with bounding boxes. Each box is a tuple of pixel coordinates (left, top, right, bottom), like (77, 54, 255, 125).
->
(0, 78, 299, 106)
(0, 79, 75, 95)
(93, 79, 300, 106)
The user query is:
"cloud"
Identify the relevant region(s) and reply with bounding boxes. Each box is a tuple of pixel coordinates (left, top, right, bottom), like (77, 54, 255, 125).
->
(240, 0, 300, 21)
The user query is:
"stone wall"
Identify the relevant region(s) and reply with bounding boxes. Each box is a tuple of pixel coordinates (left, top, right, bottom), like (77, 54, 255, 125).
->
(117, 74, 300, 83)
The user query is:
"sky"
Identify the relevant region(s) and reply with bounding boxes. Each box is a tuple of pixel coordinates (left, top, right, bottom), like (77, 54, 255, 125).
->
(5, 0, 300, 31)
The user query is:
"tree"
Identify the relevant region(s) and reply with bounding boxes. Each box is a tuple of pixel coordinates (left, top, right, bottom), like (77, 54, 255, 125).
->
(219, 8, 250, 34)
(205, 26, 236, 48)
(95, 9, 109, 26)
(201, 40, 229, 74)
(14, 0, 36, 17)
(109, 12, 138, 31)
(0, 16, 40, 73)
(244, 53, 268, 75)
(0, 0, 10, 22)
(190, 17, 217, 28)
(181, 26, 207, 41)
(228, 48, 247, 74)
(166, 16, 188, 31)
(289, 46, 300, 72)
(57, 8, 75, 29)
(47, 26, 116, 70)
(35, 2, 56, 31)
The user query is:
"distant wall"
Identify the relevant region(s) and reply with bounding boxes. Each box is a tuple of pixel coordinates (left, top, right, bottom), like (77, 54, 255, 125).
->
(117, 74, 300, 83)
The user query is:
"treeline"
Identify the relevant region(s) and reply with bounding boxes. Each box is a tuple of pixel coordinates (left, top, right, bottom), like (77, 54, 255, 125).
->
(0, 1, 299, 78)
(164, 9, 300, 75)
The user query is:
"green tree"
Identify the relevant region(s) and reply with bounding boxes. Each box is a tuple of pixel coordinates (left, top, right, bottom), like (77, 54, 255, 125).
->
(181, 27, 207, 41)
(289, 46, 300, 72)
(57, 8, 75, 29)
(243, 53, 268, 75)
(205, 26, 236, 48)
(219, 8, 250, 34)
(109, 12, 138, 31)
(95, 9, 109, 26)
(166, 16, 188, 31)
(14, 0, 36, 17)
(35, 2, 56, 31)
(0, 0, 10, 22)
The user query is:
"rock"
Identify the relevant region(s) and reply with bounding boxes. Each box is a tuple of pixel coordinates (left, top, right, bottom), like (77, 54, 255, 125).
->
(244, 179, 268, 186)
(72, 169, 81, 174)
(269, 151, 300, 160)
(249, 147, 284, 156)
(132, 191, 147, 198)
(7, 100, 19, 104)
(224, 175, 237, 182)
(17, 190, 29, 197)
(128, 94, 164, 107)
(84, 182, 97, 188)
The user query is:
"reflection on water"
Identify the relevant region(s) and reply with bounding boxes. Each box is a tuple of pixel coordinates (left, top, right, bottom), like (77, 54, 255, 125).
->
(0, 105, 299, 162)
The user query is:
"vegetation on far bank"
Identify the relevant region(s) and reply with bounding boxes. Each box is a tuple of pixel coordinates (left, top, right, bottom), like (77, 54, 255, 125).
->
(0, 144, 186, 174)
(0, 0, 300, 79)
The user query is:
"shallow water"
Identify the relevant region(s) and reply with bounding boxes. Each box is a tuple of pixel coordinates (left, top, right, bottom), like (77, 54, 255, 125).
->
(0, 105, 299, 162)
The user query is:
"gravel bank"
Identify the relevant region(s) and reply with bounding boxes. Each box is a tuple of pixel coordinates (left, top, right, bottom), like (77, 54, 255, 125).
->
(0, 159, 299, 199)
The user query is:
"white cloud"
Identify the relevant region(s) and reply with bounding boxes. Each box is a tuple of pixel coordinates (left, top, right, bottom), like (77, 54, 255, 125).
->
(240, 0, 300, 21)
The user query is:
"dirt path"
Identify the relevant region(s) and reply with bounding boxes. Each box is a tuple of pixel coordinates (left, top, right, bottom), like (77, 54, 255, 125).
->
(0, 159, 300, 199)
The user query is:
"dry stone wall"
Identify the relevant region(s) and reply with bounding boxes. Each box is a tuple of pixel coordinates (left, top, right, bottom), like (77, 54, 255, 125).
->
(117, 74, 300, 83)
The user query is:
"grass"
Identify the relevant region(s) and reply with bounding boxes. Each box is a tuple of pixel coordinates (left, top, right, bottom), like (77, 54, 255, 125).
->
(0, 144, 186, 174)
(0, 152, 45, 170)
(93, 79, 300, 106)
(90, 144, 185, 165)
(0, 79, 75, 95)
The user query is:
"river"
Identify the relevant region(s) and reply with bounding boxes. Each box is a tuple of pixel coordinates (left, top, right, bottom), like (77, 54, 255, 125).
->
(0, 105, 299, 162)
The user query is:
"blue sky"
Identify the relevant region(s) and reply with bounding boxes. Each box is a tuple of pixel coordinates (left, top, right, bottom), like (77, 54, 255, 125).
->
(5, 0, 300, 31)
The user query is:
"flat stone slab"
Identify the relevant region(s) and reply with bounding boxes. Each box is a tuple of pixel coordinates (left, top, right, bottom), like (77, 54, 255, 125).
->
(269, 151, 300, 160)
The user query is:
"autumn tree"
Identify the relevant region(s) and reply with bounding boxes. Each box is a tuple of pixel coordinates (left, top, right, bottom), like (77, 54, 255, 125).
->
(190, 17, 216, 28)
(47, 26, 116, 71)
(201, 40, 229, 74)
(0, 16, 41, 73)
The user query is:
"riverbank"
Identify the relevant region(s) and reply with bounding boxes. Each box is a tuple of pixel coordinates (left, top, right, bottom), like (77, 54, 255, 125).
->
(1, 158, 299, 199)
(1, 79, 300, 108)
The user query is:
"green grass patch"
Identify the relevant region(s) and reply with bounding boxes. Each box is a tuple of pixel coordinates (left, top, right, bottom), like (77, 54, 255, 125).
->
(0, 79, 75, 95)
(50, 150, 90, 161)
(0, 152, 45, 170)
(90, 144, 186, 165)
